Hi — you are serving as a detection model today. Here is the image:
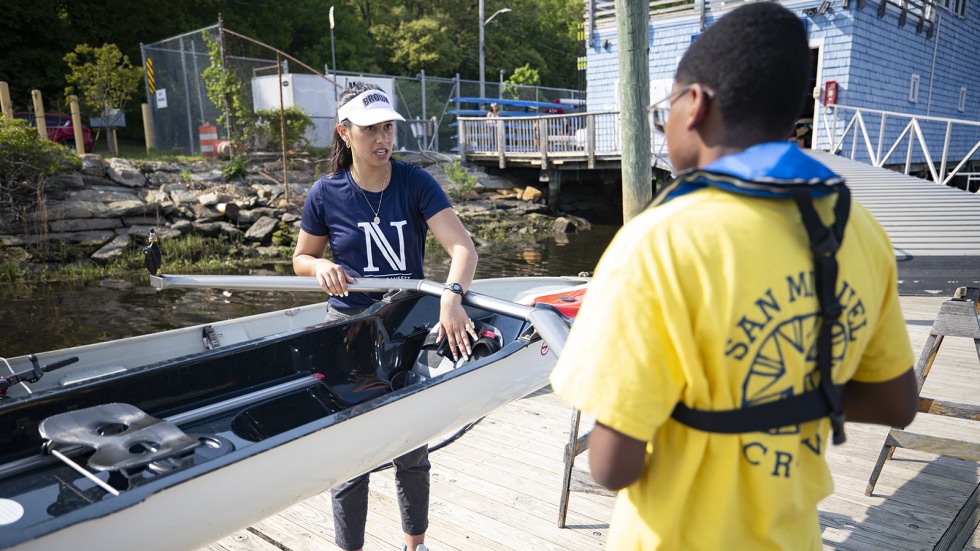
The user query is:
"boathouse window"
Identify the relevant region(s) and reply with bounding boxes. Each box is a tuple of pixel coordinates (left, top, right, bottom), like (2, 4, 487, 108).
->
(940, 0, 968, 17)
(952, 0, 967, 17)
(909, 74, 920, 103)
(958, 87, 968, 112)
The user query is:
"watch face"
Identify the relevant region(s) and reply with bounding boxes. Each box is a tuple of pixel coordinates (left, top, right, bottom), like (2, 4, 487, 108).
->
(446, 283, 463, 295)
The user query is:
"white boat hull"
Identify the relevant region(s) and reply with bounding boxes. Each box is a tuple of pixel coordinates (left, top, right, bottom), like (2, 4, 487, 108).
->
(0, 275, 588, 550)
(14, 339, 554, 551)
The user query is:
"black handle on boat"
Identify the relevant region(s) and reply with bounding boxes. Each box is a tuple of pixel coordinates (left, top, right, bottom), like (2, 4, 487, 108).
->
(36, 355, 80, 373)
(1, 356, 79, 392)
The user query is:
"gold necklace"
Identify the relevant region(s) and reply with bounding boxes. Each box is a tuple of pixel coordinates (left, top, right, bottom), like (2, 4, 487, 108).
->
(351, 164, 391, 224)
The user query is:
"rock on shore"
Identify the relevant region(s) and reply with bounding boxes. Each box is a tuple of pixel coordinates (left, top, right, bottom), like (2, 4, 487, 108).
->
(0, 153, 592, 266)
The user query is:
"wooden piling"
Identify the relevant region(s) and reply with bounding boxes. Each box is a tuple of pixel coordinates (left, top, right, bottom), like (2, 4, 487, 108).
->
(0, 82, 12, 121)
(31, 89, 47, 139)
(142, 103, 155, 153)
(615, 0, 652, 223)
(69, 96, 85, 155)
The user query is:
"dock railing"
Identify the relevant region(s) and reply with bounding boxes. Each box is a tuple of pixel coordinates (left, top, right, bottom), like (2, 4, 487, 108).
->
(457, 112, 622, 169)
(459, 103, 980, 189)
(815, 104, 980, 187)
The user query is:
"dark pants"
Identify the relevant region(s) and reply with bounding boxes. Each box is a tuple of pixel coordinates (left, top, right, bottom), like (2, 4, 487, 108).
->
(325, 304, 430, 549)
(331, 445, 431, 550)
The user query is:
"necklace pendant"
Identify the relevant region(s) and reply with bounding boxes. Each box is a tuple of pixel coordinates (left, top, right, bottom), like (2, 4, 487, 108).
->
(373, 215, 380, 224)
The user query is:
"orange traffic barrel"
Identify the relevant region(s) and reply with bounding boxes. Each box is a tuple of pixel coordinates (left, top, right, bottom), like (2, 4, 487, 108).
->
(199, 123, 218, 157)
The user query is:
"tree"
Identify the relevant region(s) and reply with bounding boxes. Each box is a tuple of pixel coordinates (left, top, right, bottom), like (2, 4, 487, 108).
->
(201, 31, 253, 151)
(373, 10, 463, 76)
(503, 64, 541, 100)
(63, 43, 143, 157)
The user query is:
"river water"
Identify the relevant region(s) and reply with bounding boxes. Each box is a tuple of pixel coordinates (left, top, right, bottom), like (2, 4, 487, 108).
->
(0, 225, 619, 358)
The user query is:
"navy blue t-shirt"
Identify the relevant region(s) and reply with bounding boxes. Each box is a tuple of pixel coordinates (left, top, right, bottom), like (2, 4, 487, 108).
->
(300, 159, 452, 308)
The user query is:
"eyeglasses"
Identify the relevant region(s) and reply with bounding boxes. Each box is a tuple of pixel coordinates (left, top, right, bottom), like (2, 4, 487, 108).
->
(647, 84, 713, 134)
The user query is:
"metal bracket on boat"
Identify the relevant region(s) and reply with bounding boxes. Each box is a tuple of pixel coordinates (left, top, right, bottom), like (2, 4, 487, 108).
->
(203, 325, 221, 349)
(39, 403, 201, 475)
(0, 355, 78, 397)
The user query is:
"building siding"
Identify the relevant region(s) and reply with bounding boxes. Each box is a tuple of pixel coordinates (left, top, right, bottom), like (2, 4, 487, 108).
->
(585, 0, 980, 170)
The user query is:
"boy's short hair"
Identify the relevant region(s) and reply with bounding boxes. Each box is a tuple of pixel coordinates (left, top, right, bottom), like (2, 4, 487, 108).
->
(676, 3, 810, 139)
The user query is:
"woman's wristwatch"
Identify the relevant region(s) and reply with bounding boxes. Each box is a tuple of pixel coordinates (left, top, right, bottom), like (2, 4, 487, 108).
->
(444, 283, 464, 296)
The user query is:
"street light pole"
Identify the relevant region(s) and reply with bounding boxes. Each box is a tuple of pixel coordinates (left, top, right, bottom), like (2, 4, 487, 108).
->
(329, 6, 337, 106)
(479, 1, 511, 99)
(479, 0, 485, 99)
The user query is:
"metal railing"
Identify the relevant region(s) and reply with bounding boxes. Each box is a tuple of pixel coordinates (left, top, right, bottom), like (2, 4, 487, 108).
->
(457, 112, 623, 168)
(815, 104, 980, 186)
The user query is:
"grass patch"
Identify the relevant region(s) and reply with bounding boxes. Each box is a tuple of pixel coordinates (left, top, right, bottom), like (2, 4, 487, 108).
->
(1, 233, 278, 285)
(91, 136, 200, 163)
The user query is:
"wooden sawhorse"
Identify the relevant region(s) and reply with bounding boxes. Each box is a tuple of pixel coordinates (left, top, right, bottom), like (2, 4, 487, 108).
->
(865, 287, 980, 550)
(557, 409, 614, 527)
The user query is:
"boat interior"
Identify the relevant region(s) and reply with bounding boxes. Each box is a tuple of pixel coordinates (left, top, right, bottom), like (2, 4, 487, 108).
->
(0, 288, 541, 527)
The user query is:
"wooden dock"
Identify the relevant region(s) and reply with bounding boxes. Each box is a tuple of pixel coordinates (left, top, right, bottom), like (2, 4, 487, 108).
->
(203, 294, 980, 551)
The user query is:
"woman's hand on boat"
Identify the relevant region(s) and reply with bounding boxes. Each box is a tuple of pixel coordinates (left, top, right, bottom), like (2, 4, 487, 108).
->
(438, 294, 478, 360)
(314, 259, 354, 296)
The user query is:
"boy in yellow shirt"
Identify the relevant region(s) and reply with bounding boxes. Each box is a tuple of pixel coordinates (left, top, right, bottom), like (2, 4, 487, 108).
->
(550, 4, 918, 549)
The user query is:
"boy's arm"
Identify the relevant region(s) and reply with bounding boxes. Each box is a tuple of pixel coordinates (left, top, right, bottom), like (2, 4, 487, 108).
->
(841, 368, 918, 427)
(588, 422, 648, 491)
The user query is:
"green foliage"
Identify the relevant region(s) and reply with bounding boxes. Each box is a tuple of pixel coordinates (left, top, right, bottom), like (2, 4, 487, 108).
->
(64, 43, 143, 122)
(113, 233, 247, 275)
(373, 11, 463, 76)
(503, 64, 542, 100)
(270, 221, 296, 248)
(201, 31, 254, 151)
(443, 159, 477, 202)
(222, 155, 249, 181)
(0, 117, 82, 185)
(253, 106, 313, 152)
(180, 168, 193, 183)
(1, 1, 581, 129)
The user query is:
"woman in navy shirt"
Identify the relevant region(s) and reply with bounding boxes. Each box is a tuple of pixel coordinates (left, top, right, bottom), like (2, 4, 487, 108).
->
(293, 82, 477, 551)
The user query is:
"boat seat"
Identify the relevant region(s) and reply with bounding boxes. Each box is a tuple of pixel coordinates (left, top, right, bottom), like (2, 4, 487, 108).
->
(39, 403, 200, 472)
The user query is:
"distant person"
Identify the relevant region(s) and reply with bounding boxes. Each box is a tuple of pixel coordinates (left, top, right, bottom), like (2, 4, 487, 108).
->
(486, 102, 500, 117)
(550, 4, 918, 550)
(293, 81, 478, 551)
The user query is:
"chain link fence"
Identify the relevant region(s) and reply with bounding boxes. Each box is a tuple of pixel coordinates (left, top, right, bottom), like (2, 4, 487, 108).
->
(140, 23, 584, 157)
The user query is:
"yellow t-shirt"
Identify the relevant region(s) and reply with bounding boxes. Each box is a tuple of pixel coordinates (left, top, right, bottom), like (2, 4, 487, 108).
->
(550, 188, 913, 550)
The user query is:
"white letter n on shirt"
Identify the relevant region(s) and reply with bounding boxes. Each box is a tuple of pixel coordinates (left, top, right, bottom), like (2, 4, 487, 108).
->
(358, 221, 408, 272)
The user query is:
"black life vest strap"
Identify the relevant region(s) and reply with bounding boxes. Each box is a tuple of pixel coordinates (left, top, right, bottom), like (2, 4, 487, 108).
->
(671, 186, 851, 444)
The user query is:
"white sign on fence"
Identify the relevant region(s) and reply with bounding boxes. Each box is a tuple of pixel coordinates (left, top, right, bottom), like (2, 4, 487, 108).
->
(156, 89, 168, 109)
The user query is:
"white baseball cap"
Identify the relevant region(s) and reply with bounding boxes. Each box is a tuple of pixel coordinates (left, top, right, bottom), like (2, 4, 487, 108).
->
(337, 89, 406, 126)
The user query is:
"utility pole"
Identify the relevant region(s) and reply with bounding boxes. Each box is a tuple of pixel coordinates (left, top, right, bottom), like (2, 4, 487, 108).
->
(329, 6, 338, 107)
(479, 0, 485, 98)
(616, 0, 651, 222)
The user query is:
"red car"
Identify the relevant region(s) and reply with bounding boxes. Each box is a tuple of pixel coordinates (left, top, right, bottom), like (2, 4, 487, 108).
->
(13, 112, 95, 153)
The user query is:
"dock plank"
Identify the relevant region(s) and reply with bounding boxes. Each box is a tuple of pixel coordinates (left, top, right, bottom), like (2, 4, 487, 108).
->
(204, 295, 980, 550)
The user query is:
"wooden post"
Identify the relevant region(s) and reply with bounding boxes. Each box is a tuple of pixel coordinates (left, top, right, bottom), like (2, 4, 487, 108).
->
(31, 89, 47, 140)
(496, 117, 506, 169)
(459, 120, 468, 164)
(108, 124, 119, 158)
(615, 0, 652, 223)
(0, 82, 12, 121)
(142, 103, 155, 152)
(559, 2, 652, 528)
(69, 96, 85, 155)
(277, 52, 288, 204)
(548, 169, 560, 212)
(538, 118, 549, 170)
(586, 114, 596, 170)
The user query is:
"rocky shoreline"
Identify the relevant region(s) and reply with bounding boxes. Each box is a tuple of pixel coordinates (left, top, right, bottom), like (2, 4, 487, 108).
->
(0, 153, 593, 268)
